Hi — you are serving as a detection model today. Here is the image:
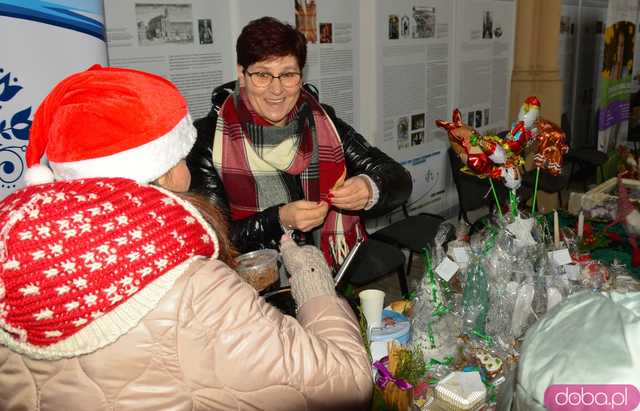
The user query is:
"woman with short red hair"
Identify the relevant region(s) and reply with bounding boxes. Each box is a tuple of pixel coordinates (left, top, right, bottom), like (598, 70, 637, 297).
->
(188, 16, 412, 269)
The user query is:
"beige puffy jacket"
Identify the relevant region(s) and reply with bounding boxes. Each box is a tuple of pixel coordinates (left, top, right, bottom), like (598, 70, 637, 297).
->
(0, 258, 373, 411)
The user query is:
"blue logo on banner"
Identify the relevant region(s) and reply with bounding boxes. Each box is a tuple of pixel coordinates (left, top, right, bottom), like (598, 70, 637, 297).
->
(0, 68, 30, 189)
(0, 0, 105, 40)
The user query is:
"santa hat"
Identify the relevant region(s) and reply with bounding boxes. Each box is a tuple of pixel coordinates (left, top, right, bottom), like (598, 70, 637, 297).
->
(0, 178, 218, 359)
(25, 65, 196, 186)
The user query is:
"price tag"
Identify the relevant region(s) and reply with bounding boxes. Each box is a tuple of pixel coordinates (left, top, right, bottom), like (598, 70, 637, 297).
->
(452, 247, 470, 264)
(435, 256, 459, 281)
(564, 264, 580, 280)
(548, 249, 572, 266)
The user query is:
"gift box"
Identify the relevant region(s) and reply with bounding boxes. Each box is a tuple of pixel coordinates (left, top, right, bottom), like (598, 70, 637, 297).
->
(434, 371, 486, 411)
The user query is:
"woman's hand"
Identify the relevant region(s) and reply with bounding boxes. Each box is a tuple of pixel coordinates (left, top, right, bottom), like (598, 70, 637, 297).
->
(279, 200, 329, 232)
(329, 176, 372, 211)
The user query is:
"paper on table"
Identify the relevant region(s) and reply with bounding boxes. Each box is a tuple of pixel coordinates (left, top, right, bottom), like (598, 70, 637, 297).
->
(452, 247, 470, 264)
(548, 249, 572, 266)
(435, 256, 459, 281)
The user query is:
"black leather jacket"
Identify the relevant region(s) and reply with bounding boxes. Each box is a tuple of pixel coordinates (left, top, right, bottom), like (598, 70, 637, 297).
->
(187, 81, 412, 253)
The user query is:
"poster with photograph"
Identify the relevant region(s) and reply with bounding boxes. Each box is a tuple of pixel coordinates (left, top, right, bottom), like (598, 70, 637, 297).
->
(597, 0, 638, 152)
(104, 0, 233, 119)
(452, 0, 515, 135)
(231, 0, 359, 127)
(295, 0, 318, 43)
(375, 0, 453, 215)
(135, 4, 194, 46)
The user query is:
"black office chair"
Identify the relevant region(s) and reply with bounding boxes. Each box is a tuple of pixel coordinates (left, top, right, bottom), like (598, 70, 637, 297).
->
(563, 113, 607, 190)
(342, 238, 408, 295)
(369, 203, 445, 282)
(448, 147, 509, 224)
(521, 167, 570, 209)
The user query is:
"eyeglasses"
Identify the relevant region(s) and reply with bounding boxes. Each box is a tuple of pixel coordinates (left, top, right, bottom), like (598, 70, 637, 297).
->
(244, 71, 302, 88)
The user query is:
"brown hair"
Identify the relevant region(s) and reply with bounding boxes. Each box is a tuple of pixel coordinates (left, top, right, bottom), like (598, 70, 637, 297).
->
(175, 192, 239, 267)
(236, 16, 307, 71)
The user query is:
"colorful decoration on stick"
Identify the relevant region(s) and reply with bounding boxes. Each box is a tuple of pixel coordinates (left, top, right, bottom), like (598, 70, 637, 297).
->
(505, 96, 540, 153)
(533, 118, 569, 176)
(437, 96, 570, 218)
(435, 109, 525, 190)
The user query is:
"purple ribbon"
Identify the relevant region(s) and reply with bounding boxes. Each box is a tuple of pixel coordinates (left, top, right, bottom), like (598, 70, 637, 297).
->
(373, 357, 413, 391)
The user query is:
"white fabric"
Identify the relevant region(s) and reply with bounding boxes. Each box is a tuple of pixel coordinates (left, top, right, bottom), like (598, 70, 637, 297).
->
(50, 115, 195, 183)
(514, 291, 640, 410)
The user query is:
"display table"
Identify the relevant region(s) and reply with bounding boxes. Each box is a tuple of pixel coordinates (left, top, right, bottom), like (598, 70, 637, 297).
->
(551, 210, 640, 279)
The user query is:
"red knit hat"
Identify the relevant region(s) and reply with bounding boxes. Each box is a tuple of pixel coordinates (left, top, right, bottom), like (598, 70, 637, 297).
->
(25, 65, 196, 185)
(0, 178, 218, 359)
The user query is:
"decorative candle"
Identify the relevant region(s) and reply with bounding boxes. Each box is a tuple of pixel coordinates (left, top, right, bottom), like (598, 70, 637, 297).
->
(554, 210, 560, 247)
(577, 211, 584, 239)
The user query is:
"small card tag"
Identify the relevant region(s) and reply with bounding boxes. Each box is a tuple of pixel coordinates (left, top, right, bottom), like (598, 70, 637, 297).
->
(564, 264, 580, 280)
(548, 249, 572, 266)
(435, 257, 459, 281)
(452, 247, 470, 264)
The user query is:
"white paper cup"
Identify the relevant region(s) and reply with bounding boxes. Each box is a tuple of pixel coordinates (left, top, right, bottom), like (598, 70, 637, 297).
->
(358, 289, 385, 329)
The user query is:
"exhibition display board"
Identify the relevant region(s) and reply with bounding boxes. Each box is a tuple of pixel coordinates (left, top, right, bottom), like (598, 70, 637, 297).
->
(101, 0, 517, 217)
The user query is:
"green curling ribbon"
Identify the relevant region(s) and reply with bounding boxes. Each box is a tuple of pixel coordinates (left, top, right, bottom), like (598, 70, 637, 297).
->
(427, 356, 454, 367)
(471, 329, 495, 346)
(486, 383, 497, 403)
(470, 133, 478, 146)
(426, 322, 437, 349)
(423, 249, 451, 318)
(509, 190, 518, 217)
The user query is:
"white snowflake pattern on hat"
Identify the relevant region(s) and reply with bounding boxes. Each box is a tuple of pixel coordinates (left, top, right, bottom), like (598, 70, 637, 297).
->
(0, 178, 219, 360)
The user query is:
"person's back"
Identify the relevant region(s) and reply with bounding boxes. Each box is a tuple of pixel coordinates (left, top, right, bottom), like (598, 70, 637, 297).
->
(0, 178, 372, 411)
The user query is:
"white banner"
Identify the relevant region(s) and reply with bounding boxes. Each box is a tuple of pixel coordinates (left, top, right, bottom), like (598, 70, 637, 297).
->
(0, 0, 107, 198)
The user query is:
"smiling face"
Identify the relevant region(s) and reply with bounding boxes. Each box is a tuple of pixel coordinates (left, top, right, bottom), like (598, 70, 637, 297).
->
(237, 55, 302, 127)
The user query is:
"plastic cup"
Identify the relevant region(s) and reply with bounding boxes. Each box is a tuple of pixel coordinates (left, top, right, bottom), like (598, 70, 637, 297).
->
(358, 289, 385, 329)
(235, 249, 279, 292)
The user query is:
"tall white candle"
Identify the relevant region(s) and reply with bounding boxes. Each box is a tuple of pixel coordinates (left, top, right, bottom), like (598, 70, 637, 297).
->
(577, 211, 584, 239)
(554, 210, 560, 247)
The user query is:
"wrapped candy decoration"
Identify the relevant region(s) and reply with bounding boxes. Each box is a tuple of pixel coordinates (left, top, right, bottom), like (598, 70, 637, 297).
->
(411, 223, 462, 360)
(461, 258, 490, 338)
(532, 118, 569, 176)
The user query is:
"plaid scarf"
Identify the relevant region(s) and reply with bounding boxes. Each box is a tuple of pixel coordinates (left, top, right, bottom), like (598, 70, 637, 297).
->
(213, 83, 365, 268)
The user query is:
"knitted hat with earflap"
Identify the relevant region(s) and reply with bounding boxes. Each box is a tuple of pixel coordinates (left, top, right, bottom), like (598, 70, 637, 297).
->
(24, 65, 196, 185)
(0, 177, 218, 360)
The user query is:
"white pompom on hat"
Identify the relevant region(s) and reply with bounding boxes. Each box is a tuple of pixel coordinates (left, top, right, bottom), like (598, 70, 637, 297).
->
(25, 64, 196, 185)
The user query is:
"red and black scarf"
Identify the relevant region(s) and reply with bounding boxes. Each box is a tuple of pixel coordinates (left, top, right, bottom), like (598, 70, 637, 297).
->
(212, 84, 365, 268)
